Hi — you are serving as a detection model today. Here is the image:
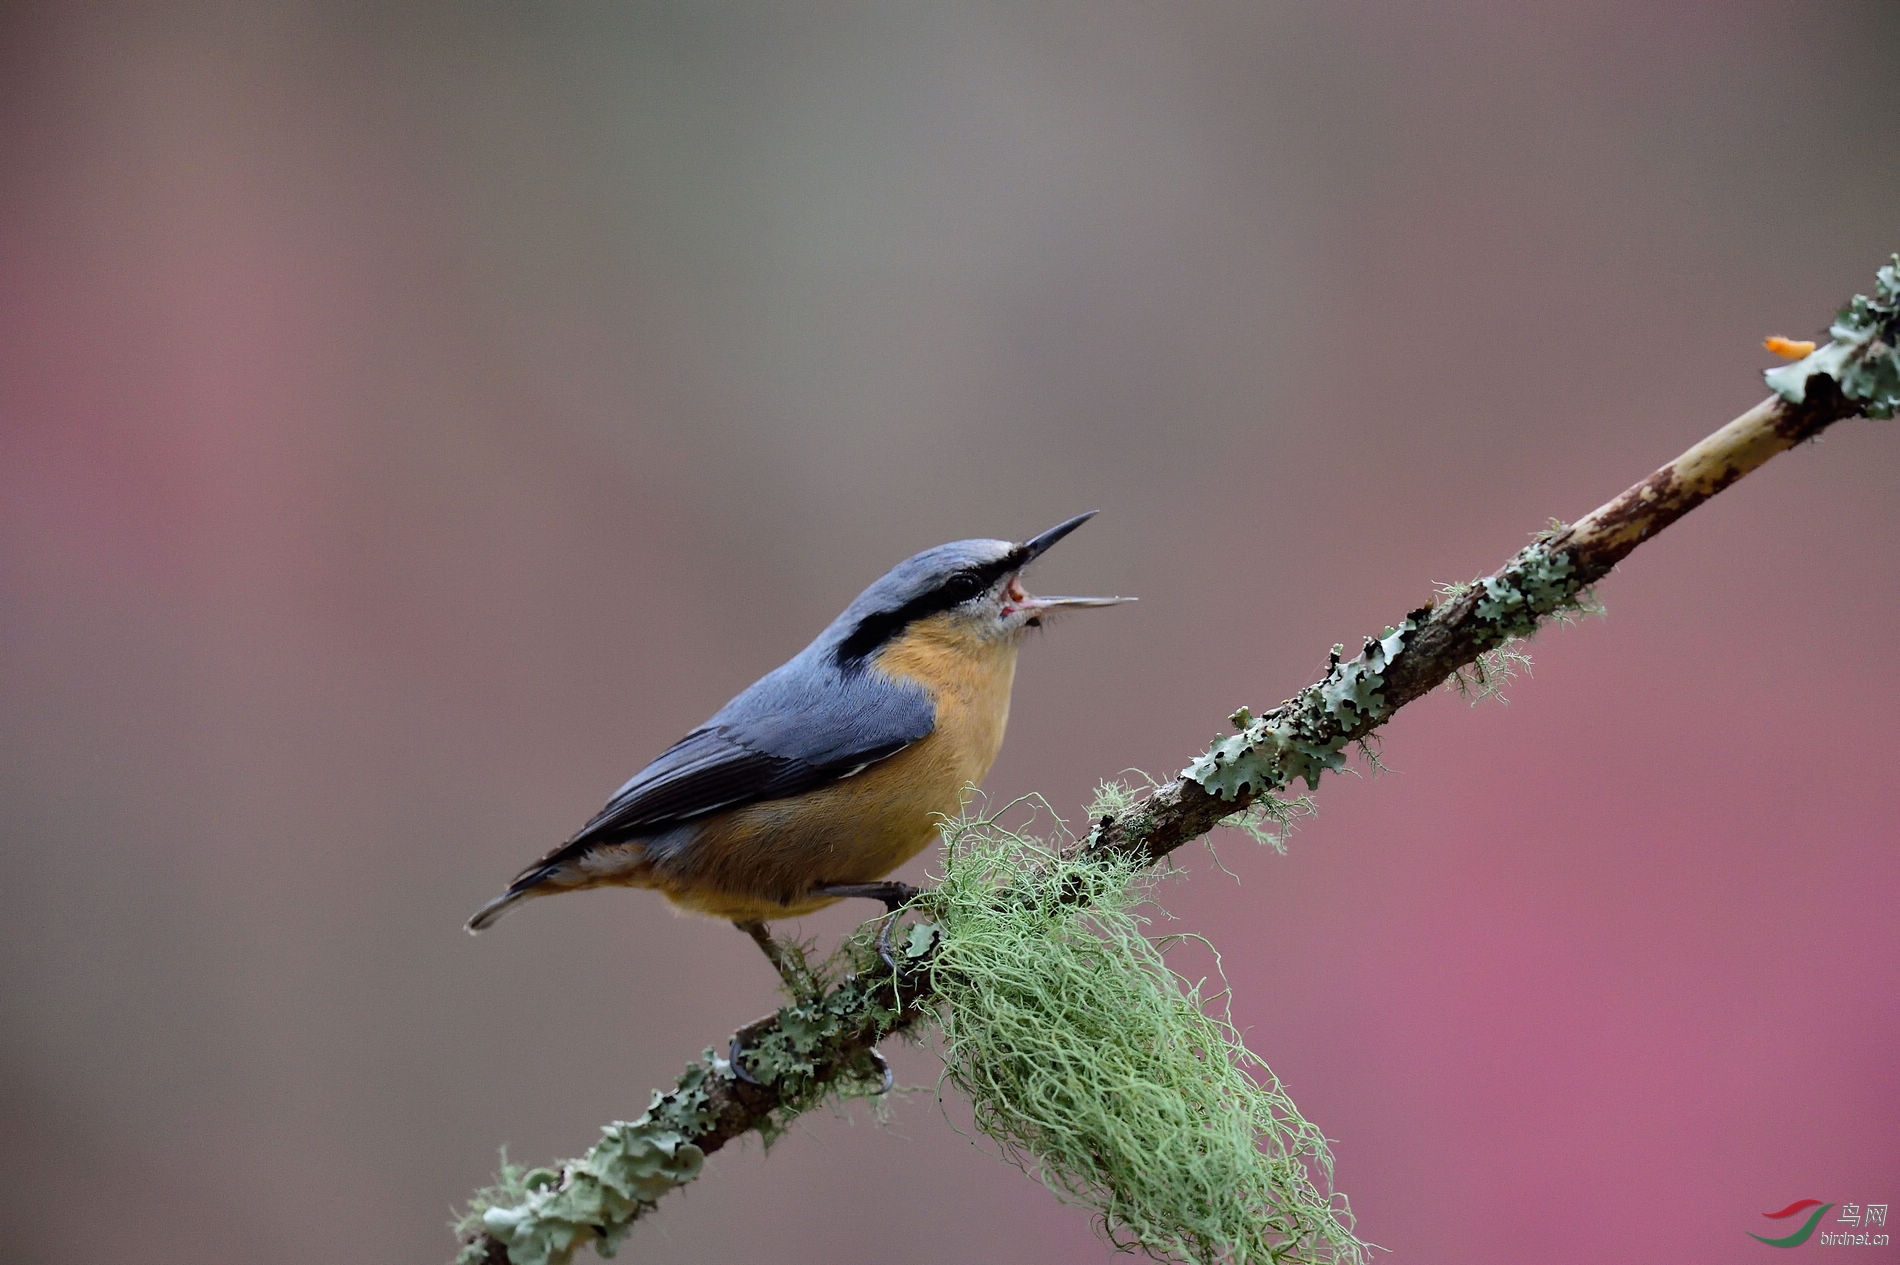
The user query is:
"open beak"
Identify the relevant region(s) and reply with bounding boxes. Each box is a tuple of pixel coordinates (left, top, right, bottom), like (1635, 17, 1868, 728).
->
(1009, 590, 1136, 628)
(1021, 594, 1136, 611)
(1007, 512, 1136, 619)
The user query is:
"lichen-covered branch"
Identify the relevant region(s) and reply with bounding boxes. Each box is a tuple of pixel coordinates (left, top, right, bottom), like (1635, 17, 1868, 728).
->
(1093, 252, 1897, 869)
(457, 952, 939, 1265)
(460, 256, 1897, 1265)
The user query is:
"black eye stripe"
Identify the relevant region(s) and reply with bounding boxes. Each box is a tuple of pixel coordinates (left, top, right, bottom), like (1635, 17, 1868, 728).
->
(835, 558, 1017, 663)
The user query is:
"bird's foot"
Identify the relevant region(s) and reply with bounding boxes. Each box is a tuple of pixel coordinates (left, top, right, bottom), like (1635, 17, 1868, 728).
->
(812, 881, 923, 969)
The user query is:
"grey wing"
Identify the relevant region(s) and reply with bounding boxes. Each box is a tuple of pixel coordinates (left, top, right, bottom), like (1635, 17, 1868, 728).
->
(560, 658, 935, 852)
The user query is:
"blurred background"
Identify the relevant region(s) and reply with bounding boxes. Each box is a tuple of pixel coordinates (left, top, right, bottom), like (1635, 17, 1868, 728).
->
(3, 3, 1896, 1261)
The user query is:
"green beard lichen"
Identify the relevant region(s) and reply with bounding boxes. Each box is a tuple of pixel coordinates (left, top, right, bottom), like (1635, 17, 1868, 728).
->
(921, 804, 1368, 1265)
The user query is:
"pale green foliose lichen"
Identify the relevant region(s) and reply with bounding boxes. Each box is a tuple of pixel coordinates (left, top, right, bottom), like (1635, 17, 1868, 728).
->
(1473, 544, 1578, 638)
(458, 1113, 708, 1265)
(1184, 623, 1413, 800)
(1765, 254, 1900, 420)
(733, 970, 898, 1128)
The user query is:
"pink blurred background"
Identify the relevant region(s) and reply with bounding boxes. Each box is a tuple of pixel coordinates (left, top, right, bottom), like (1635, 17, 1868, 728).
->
(3, 3, 1896, 1261)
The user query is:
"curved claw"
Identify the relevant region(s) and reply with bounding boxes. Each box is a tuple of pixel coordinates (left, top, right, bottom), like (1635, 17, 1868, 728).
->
(866, 1045, 894, 1096)
(727, 1036, 762, 1086)
(874, 914, 903, 970)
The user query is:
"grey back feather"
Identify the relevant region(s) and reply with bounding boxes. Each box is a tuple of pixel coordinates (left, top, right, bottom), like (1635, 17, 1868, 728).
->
(526, 537, 1015, 868)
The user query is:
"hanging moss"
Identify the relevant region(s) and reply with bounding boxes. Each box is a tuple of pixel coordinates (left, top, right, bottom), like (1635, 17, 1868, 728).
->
(922, 805, 1368, 1265)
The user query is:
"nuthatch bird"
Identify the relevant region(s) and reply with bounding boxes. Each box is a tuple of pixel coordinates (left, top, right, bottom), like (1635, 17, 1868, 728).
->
(466, 511, 1131, 974)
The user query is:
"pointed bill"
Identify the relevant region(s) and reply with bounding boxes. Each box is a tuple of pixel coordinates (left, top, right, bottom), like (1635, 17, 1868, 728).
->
(1029, 595, 1137, 609)
(1016, 511, 1099, 563)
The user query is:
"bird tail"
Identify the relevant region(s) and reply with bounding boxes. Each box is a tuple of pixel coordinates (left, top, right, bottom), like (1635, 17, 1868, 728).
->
(465, 864, 559, 934)
(465, 837, 658, 934)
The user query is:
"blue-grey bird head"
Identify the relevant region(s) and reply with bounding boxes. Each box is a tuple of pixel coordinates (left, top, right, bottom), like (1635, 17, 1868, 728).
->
(820, 511, 1134, 665)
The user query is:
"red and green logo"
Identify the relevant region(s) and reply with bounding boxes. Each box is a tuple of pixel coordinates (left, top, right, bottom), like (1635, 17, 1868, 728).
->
(1750, 1200, 1834, 1248)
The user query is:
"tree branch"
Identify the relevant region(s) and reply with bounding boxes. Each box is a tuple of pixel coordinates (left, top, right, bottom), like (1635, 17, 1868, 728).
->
(1088, 377, 1858, 871)
(460, 258, 1897, 1265)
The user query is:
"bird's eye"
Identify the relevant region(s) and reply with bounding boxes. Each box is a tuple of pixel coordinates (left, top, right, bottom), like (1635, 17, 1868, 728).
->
(941, 572, 984, 604)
